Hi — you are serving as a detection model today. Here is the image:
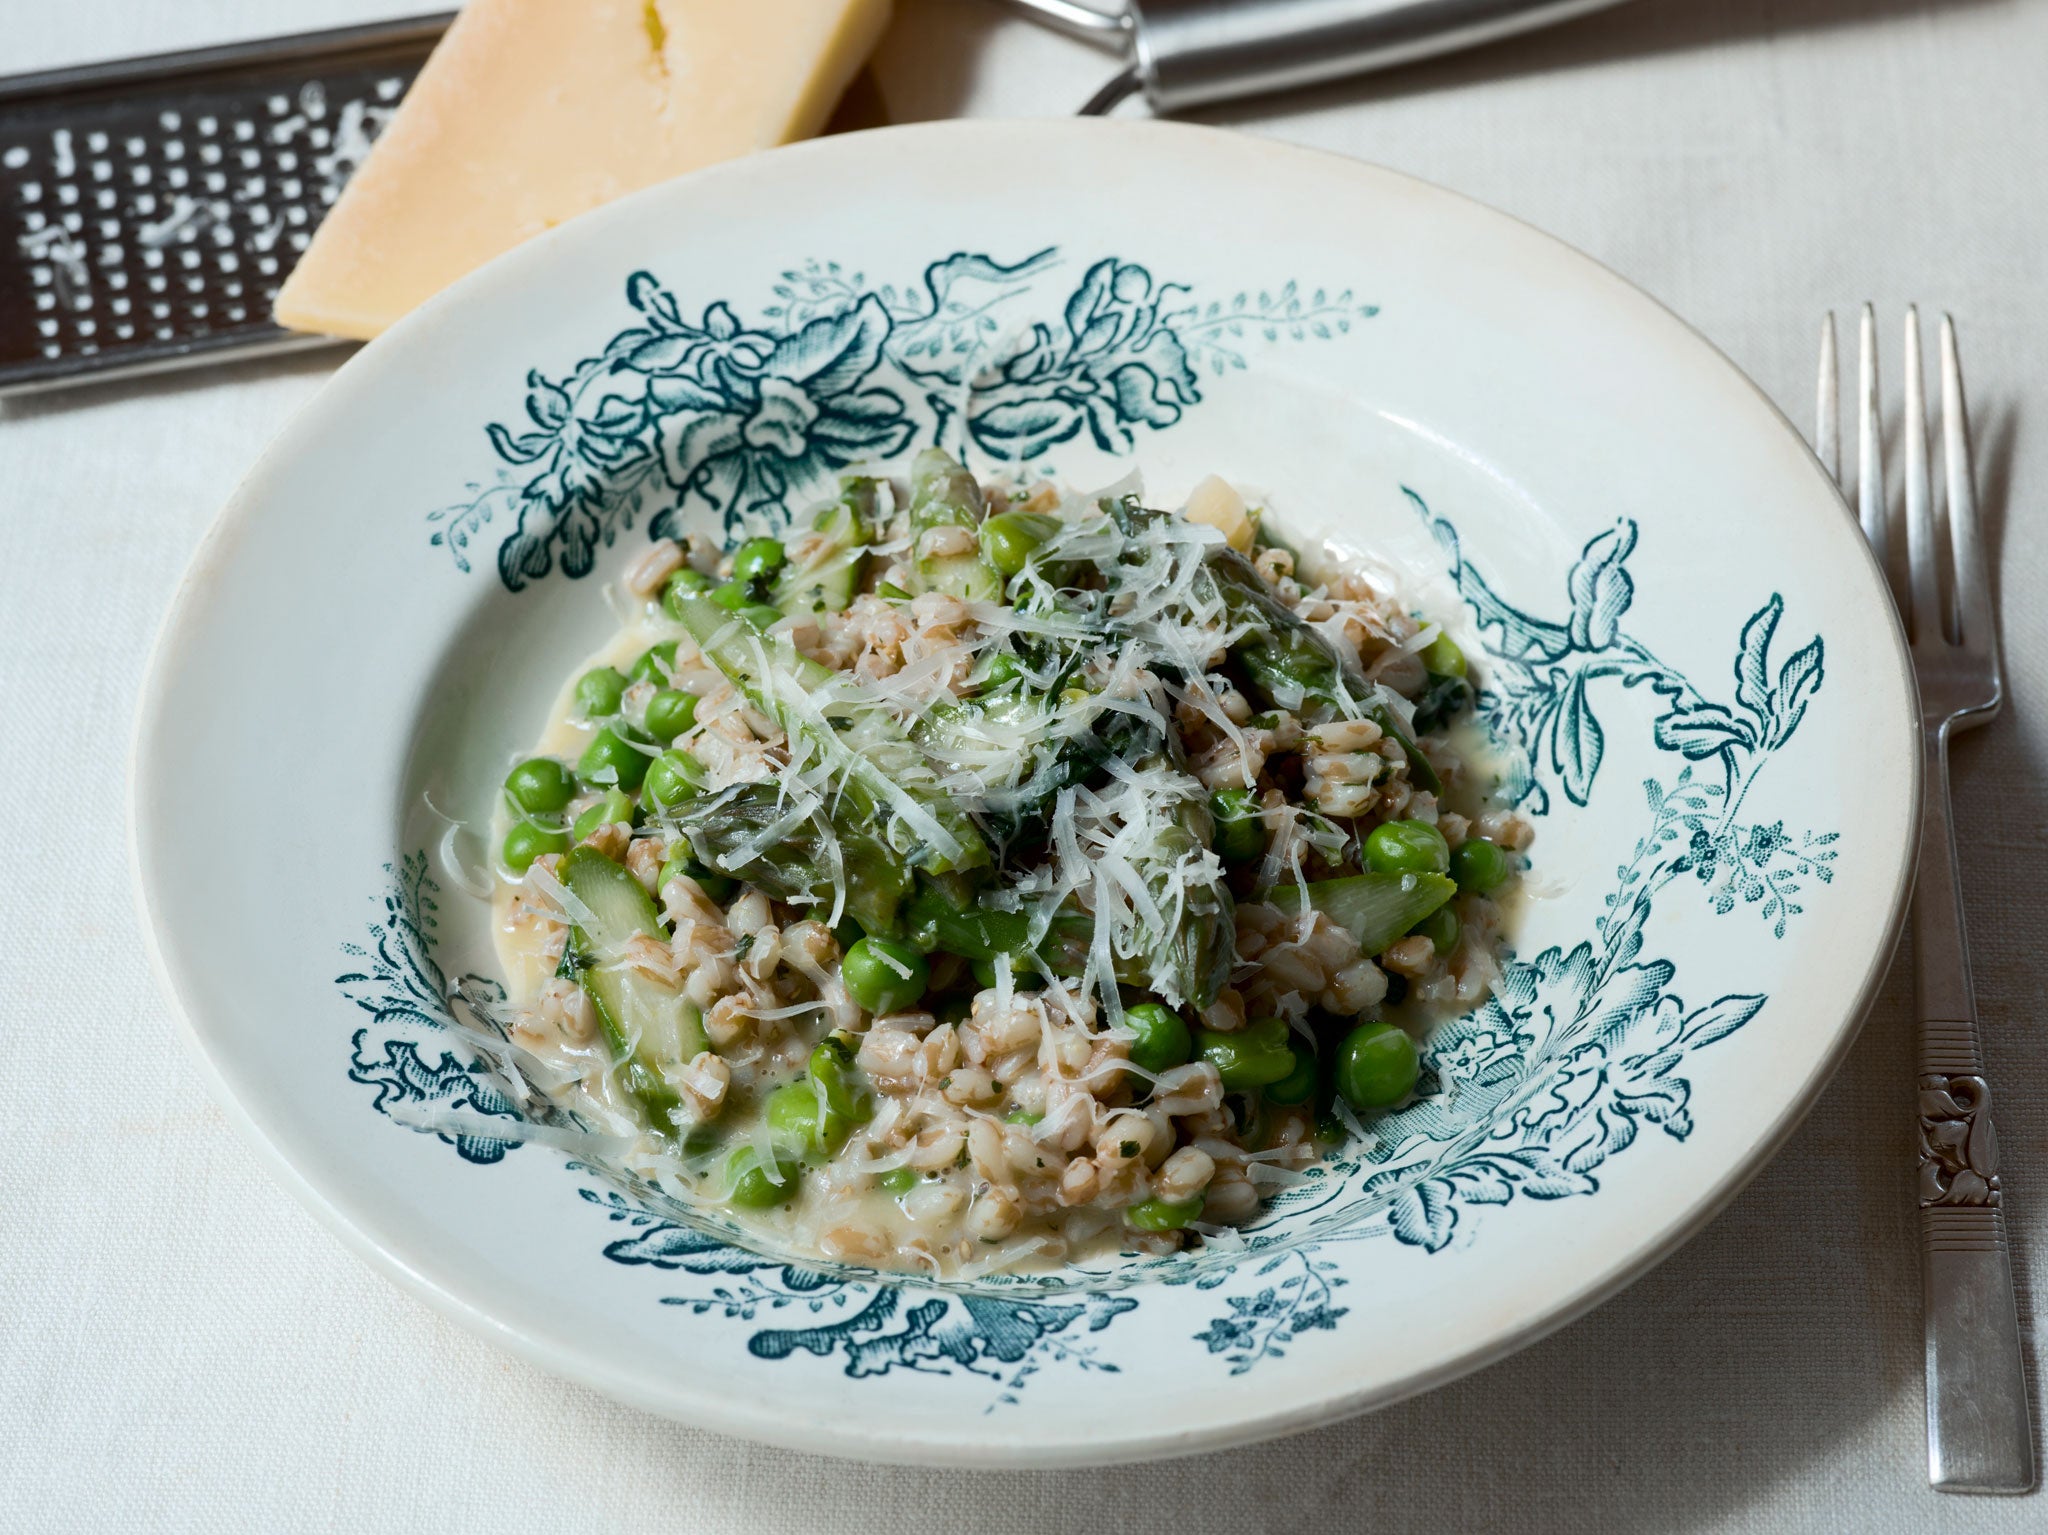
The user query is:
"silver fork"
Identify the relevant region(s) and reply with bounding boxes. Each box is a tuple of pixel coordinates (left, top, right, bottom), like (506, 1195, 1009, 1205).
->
(1819, 306, 2034, 1494)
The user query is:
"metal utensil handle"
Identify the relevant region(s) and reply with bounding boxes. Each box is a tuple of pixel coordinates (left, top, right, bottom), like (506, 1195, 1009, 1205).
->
(1003, 0, 1638, 114)
(1127, 0, 1634, 112)
(1916, 724, 2035, 1494)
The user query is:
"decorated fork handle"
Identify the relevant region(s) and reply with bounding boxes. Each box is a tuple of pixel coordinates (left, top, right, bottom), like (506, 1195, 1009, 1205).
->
(1916, 725, 2035, 1494)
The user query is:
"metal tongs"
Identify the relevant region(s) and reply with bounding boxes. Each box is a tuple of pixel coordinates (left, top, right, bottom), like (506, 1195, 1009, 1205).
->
(1000, 0, 1634, 114)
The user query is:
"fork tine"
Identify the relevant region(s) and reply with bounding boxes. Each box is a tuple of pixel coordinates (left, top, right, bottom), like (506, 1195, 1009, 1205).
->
(1902, 308, 1939, 641)
(1817, 312, 1840, 483)
(1941, 314, 1996, 663)
(1858, 303, 1893, 587)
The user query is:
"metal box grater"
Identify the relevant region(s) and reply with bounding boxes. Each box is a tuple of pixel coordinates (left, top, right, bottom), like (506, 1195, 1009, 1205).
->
(0, 13, 451, 397)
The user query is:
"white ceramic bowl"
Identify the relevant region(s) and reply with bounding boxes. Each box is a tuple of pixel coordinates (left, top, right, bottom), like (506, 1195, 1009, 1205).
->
(132, 119, 1916, 1465)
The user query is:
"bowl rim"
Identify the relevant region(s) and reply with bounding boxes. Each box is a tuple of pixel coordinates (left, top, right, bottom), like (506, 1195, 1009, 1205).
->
(129, 116, 1920, 1465)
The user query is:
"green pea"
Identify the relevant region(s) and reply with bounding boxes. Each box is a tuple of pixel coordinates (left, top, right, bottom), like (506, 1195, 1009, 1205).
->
(1209, 787, 1266, 866)
(503, 756, 575, 816)
(726, 1146, 799, 1209)
(575, 666, 628, 718)
(764, 1081, 830, 1153)
(629, 640, 679, 685)
(1419, 632, 1468, 678)
(710, 579, 752, 611)
(971, 953, 1026, 990)
(657, 853, 735, 904)
(1335, 1021, 1420, 1110)
(644, 688, 698, 742)
(842, 936, 929, 1015)
(1004, 1107, 1044, 1126)
(578, 726, 651, 791)
(740, 603, 785, 631)
(661, 566, 714, 618)
(878, 1167, 918, 1195)
(979, 510, 1060, 577)
(1126, 1194, 1204, 1232)
(1451, 837, 1512, 895)
(975, 651, 1024, 691)
(1195, 1017, 1296, 1090)
(1122, 1002, 1192, 1075)
(502, 820, 569, 873)
(807, 1034, 871, 1125)
(1415, 905, 1461, 955)
(732, 537, 788, 583)
(571, 788, 634, 842)
(642, 749, 705, 809)
(1363, 818, 1451, 876)
(1264, 1040, 1318, 1106)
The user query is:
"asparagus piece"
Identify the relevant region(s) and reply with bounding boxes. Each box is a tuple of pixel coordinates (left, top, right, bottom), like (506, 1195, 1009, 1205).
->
(774, 475, 875, 617)
(1098, 494, 1438, 793)
(1206, 547, 1442, 795)
(667, 782, 911, 937)
(903, 880, 1090, 972)
(559, 846, 711, 1132)
(1268, 871, 1456, 956)
(907, 448, 1002, 603)
(1138, 749, 1236, 1010)
(670, 589, 990, 875)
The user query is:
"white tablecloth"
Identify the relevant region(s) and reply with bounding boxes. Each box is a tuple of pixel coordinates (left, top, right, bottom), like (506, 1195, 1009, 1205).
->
(5, 1, 2046, 1528)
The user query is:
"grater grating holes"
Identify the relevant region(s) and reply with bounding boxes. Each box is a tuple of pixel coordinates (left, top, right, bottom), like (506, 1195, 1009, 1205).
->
(1, 17, 446, 390)
(3, 73, 402, 360)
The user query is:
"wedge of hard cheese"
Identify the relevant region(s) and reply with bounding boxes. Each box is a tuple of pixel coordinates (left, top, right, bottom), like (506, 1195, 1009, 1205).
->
(274, 0, 893, 339)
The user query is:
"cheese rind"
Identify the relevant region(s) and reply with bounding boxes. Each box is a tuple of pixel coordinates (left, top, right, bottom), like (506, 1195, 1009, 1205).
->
(274, 0, 893, 340)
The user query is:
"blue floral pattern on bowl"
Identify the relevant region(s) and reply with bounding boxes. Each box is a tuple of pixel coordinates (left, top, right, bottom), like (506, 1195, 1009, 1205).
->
(341, 238, 1838, 1396)
(425, 248, 1374, 590)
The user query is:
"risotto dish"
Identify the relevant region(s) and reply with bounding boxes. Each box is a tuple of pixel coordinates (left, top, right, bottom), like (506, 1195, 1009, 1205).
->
(486, 452, 1529, 1278)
